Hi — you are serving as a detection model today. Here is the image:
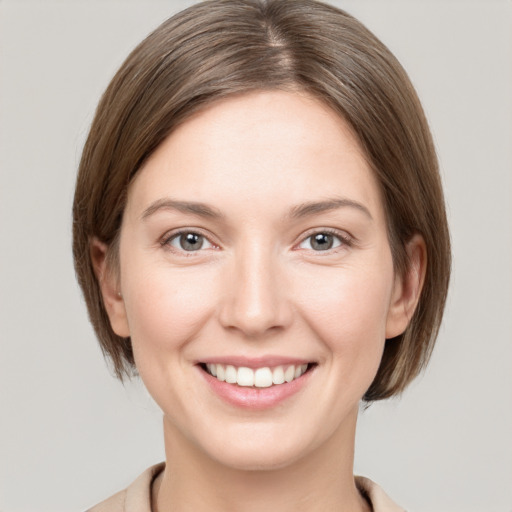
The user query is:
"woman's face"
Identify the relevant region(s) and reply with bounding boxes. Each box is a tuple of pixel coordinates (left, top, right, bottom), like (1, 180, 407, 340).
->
(104, 91, 413, 470)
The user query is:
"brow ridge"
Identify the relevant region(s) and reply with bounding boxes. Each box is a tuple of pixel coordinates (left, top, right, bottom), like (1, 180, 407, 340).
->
(288, 197, 373, 220)
(141, 196, 372, 222)
(141, 198, 224, 220)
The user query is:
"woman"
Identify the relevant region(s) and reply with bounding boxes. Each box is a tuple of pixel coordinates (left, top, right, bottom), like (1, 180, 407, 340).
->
(73, 0, 451, 510)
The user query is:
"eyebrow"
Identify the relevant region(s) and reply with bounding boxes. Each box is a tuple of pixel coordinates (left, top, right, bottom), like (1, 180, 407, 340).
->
(141, 196, 372, 222)
(287, 197, 373, 221)
(141, 198, 225, 221)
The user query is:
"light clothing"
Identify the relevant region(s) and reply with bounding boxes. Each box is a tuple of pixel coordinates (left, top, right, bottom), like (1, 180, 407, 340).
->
(86, 463, 406, 512)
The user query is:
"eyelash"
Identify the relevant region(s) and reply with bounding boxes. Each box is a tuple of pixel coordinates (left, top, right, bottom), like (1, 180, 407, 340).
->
(160, 228, 353, 256)
(160, 229, 217, 256)
(296, 228, 354, 253)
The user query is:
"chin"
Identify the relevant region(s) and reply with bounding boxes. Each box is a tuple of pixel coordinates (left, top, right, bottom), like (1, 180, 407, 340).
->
(192, 420, 318, 472)
(209, 443, 306, 472)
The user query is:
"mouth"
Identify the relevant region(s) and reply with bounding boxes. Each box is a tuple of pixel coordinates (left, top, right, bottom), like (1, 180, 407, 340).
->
(199, 362, 315, 388)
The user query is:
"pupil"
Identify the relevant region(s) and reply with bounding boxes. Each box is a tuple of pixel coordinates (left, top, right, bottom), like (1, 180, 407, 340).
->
(312, 233, 333, 251)
(180, 233, 203, 251)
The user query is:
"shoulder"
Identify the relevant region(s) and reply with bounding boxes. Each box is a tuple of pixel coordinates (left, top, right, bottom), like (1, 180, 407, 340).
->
(355, 476, 407, 512)
(86, 463, 165, 512)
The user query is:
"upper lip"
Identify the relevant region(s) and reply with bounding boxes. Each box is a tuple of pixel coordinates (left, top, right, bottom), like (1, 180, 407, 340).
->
(197, 355, 313, 369)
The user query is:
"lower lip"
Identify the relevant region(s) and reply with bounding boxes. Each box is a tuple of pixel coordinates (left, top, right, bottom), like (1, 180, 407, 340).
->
(199, 366, 313, 410)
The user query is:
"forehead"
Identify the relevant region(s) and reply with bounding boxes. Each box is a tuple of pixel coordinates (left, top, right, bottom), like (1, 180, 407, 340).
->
(127, 90, 384, 224)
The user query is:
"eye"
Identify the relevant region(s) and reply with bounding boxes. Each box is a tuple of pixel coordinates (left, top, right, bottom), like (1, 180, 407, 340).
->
(298, 231, 348, 251)
(166, 231, 214, 252)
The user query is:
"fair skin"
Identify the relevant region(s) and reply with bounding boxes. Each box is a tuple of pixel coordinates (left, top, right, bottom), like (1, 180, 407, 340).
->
(93, 90, 425, 512)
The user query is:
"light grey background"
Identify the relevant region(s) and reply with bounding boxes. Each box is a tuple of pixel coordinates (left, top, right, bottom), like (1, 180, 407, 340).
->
(1, 1, 511, 511)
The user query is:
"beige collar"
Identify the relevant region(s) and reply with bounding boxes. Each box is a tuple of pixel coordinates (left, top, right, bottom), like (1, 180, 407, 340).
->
(88, 463, 406, 512)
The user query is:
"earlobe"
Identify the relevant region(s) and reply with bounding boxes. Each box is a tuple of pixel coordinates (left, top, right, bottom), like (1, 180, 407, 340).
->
(90, 238, 130, 338)
(385, 234, 427, 339)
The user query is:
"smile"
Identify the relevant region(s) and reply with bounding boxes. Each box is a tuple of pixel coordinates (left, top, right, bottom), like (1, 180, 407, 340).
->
(203, 363, 310, 388)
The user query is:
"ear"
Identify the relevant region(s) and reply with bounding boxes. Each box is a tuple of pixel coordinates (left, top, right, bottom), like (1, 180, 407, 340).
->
(385, 234, 427, 339)
(90, 238, 130, 338)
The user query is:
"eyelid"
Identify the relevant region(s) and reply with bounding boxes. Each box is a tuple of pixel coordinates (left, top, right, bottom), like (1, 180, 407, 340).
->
(295, 227, 354, 252)
(160, 227, 220, 254)
(158, 226, 354, 255)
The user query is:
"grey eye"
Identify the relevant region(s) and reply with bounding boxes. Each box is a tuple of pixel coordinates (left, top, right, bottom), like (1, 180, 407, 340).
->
(299, 232, 342, 251)
(169, 232, 212, 251)
(310, 233, 334, 250)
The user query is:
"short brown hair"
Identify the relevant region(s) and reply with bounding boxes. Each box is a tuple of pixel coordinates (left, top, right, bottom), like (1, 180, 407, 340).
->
(73, 0, 451, 401)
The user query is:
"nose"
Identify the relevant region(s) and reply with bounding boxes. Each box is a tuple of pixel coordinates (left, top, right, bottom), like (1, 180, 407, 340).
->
(218, 243, 293, 338)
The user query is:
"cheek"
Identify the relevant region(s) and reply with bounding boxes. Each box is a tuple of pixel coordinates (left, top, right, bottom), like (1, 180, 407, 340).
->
(121, 261, 218, 362)
(120, 260, 221, 415)
(292, 263, 392, 361)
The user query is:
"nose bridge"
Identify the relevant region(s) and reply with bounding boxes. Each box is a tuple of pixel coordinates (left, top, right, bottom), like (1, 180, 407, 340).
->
(219, 238, 291, 337)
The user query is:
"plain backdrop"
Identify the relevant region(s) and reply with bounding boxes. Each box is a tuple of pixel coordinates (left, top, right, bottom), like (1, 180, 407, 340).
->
(1, 1, 511, 511)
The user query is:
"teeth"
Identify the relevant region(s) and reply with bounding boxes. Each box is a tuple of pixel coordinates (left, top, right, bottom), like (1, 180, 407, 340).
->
(207, 363, 217, 377)
(284, 365, 295, 383)
(254, 367, 273, 388)
(204, 363, 309, 387)
(216, 364, 225, 382)
(272, 366, 285, 385)
(294, 364, 308, 378)
(225, 365, 237, 384)
(237, 367, 254, 387)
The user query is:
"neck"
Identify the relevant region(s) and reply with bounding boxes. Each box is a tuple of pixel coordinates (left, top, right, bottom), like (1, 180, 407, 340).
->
(153, 409, 370, 512)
